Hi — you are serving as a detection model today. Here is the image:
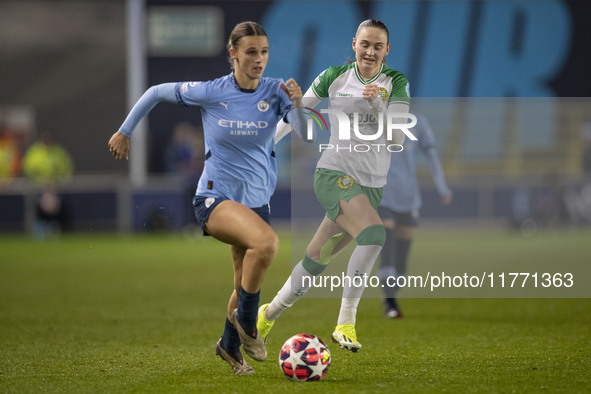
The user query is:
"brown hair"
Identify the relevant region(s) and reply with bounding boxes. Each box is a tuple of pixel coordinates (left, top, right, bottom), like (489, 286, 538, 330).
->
(227, 21, 267, 69)
(355, 19, 390, 43)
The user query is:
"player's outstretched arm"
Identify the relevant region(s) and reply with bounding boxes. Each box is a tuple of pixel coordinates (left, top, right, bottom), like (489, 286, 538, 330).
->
(108, 83, 177, 160)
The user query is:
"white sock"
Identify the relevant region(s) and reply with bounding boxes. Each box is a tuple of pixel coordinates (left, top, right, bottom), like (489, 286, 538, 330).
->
(265, 261, 311, 321)
(337, 244, 382, 325)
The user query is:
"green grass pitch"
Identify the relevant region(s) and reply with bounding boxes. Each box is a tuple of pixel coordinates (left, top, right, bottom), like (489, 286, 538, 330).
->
(1, 229, 590, 393)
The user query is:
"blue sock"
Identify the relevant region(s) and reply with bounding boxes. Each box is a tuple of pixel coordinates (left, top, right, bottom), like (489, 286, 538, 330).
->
(221, 317, 241, 355)
(237, 287, 260, 336)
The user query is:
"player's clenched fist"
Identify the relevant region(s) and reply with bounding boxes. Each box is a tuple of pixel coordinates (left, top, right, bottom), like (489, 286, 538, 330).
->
(280, 78, 303, 108)
(362, 83, 380, 100)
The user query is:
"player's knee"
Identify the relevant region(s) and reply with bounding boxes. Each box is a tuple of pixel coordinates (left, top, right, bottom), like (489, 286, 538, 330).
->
(382, 218, 395, 231)
(302, 253, 328, 276)
(395, 225, 414, 240)
(305, 246, 320, 261)
(254, 230, 278, 267)
(355, 224, 386, 247)
(305, 240, 323, 261)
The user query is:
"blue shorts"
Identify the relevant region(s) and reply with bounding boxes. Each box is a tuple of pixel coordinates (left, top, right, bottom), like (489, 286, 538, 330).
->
(378, 206, 419, 227)
(193, 196, 271, 236)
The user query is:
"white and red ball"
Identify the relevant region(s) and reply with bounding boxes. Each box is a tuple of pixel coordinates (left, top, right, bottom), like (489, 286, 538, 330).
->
(279, 333, 331, 382)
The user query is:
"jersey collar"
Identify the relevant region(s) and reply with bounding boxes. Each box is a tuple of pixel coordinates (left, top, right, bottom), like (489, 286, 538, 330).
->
(354, 62, 384, 85)
(230, 72, 260, 93)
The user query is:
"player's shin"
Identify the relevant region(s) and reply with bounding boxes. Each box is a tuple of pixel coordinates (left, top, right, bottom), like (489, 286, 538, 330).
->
(265, 254, 327, 321)
(337, 224, 386, 325)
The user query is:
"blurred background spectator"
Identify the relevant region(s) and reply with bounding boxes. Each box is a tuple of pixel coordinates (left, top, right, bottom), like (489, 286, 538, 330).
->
(23, 131, 73, 186)
(0, 122, 22, 184)
(22, 131, 73, 237)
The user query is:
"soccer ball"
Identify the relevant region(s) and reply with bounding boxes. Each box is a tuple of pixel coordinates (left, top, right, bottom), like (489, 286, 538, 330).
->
(279, 333, 331, 382)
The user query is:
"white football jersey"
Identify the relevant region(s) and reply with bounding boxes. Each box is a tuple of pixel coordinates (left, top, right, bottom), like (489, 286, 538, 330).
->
(307, 62, 410, 187)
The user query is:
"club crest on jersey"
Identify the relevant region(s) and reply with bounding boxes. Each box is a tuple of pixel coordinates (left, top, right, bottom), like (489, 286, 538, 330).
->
(257, 100, 269, 112)
(379, 87, 389, 102)
(337, 175, 354, 190)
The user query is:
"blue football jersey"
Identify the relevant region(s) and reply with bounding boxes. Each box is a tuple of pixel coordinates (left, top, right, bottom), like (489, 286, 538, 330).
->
(119, 73, 294, 208)
(176, 73, 293, 207)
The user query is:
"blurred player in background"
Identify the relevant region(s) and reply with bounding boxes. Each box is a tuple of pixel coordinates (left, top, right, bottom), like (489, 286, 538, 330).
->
(258, 19, 410, 352)
(378, 113, 452, 318)
(108, 21, 304, 375)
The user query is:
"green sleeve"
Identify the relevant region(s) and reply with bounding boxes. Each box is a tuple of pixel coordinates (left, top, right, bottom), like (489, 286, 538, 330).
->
(311, 68, 330, 98)
(386, 69, 410, 104)
(310, 64, 351, 99)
